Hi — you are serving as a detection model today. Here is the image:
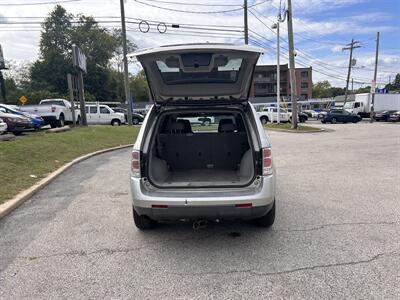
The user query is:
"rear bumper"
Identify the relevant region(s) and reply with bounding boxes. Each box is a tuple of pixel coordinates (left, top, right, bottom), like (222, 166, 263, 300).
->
(130, 174, 275, 220)
(134, 203, 273, 221)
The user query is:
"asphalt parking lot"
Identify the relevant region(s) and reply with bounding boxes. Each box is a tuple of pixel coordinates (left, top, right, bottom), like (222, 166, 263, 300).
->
(0, 122, 399, 299)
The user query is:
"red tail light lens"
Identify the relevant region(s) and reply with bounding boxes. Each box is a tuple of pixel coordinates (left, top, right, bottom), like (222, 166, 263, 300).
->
(262, 148, 273, 175)
(131, 150, 141, 177)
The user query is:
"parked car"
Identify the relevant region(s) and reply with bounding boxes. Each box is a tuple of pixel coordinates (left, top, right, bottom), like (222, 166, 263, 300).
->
(129, 43, 276, 230)
(258, 107, 290, 124)
(321, 109, 361, 124)
(303, 109, 318, 118)
(20, 99, 81, 128)
(113, 108, 145, 125)
(374, 110, 398, 122)
(298, 112, 308, 123)
(85, 104, 125, 126)
(0, 110, 31, 135)
(0, 118, 7, 134)
(388, 111, 400, 122)
(286, 108, 308, 123)
(0, 104, 44, 129)
(317, 111, 328, 120)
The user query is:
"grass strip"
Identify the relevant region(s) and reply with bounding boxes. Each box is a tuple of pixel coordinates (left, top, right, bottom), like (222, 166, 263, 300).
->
(0, 126, 139, 204)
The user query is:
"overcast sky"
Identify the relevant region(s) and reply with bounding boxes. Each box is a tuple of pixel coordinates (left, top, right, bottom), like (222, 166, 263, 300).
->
(1, 0, 399, 88)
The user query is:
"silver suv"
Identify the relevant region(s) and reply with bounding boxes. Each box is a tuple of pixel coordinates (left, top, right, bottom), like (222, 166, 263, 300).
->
(130, 44, 276, 229)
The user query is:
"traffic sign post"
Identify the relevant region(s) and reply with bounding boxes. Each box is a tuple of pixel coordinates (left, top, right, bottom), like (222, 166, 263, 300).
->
(19, 95, 28, 105)
(67, 74, 78, 127)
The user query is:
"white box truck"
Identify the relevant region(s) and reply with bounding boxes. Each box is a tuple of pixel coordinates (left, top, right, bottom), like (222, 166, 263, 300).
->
(344, 93, 400, 118)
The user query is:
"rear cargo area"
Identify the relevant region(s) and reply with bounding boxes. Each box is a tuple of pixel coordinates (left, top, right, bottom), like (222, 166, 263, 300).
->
(147, 111, 255, 187)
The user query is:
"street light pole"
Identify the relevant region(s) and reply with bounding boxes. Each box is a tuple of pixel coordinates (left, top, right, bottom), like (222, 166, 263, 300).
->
(286, 0, 298, 129)
(272, 22, 280, 124)
(120, 0, 133, 125)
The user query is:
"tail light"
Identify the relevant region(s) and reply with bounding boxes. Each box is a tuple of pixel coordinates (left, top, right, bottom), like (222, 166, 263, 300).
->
(51, 106, 56, 112)
(262, 148, 273, 175)
(131, 150, 141, 178)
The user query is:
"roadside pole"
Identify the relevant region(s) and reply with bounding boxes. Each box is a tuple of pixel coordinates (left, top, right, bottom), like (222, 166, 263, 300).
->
(342, 39, 361, 107)
(244, 0, 248, 44)
(370, 32, 380, 123)
(67, 74, 76, 127)
(272, 22, 280, 124)
(120, 0, 133, 125)
(286, 0, 298, 129)
(72, 44, 88, 126)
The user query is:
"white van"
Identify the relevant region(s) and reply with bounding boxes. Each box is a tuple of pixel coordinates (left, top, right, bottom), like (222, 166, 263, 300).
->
(85, 104, 125, 126)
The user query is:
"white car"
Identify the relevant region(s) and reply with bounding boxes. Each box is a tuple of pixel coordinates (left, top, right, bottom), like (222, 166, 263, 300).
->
(258, 107, 290, 124)
(85, 104, 126, 126)
(0, 118, 7, 134)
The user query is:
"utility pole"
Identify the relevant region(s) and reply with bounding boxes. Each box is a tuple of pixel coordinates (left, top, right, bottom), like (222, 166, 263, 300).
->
(370, 31, 380, 123)
(244, 0, 248, 44)
(286, 0, 298, 129)
(342, 39, 361, 107)
(120, 0, 133, 125)
(351, 78, 353, 94)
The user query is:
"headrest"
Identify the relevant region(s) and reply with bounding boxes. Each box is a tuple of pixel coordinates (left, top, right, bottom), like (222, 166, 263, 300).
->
(178, 119, 192, 133)
(169, 121, 185, 132)
(218, 119, 236, 133)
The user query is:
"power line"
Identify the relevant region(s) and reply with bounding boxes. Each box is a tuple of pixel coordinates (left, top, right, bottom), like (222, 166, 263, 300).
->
(136, 0, 242, 7)
(249, 34, 387, 84)
(0, 0, 80, 5)
(134, 0, 271, 14)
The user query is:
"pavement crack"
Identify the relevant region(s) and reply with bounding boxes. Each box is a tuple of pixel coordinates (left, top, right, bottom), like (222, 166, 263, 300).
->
(274, 221, 399, 232)
(13, 233, 216, 261)
(167, 252, 400, 277)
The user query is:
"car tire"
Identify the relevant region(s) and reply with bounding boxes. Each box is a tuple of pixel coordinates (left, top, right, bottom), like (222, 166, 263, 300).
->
(331, 117, 337, 124)
(133, 207, 156, 230)
(260, 116, 269, 125)
(76, 116, 81, 125)
(111, 119, 121, 126)
(132, 118, 139, 125)
(352, 117, 359, 123)
(13, 131, 23, 136)
(57, 114, 65, 127)
(253, 201, 275, 228)
(50, 122, 57, 128)
(321, 120, 326, 124)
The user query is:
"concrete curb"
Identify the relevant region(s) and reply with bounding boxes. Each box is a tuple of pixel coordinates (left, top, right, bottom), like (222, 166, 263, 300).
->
(266, 128, 325, 133)
(0, 144, 133, 220)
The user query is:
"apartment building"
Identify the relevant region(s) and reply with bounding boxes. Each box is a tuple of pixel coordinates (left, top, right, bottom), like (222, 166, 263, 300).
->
(251, 64, 313, 100)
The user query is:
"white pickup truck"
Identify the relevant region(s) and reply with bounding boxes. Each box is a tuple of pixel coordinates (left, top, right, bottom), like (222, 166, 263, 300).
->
(20, 99, 81, 128)
(258, 107, 290, 124)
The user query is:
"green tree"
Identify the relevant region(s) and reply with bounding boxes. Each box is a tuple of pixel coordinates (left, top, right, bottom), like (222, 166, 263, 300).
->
(29, 5, 136, 102)
(129, 70, 149, 102)
(30, 5, 73, 95)
(385, 73, 400, 92)
(312, 80, 333, 98)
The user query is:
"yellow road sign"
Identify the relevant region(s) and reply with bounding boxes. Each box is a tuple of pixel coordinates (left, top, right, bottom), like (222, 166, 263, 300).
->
(19, 95, 27, 105)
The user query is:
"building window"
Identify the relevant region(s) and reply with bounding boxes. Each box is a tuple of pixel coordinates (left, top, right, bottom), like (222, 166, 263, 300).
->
(301, 82, 308, 89)
(301, 71, 308, 78)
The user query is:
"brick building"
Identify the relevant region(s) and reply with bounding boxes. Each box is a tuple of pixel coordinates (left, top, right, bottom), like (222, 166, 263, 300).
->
(251, 64, 312, 100)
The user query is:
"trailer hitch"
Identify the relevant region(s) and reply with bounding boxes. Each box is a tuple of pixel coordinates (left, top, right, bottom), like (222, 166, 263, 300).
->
(192, 219, 208, 230)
